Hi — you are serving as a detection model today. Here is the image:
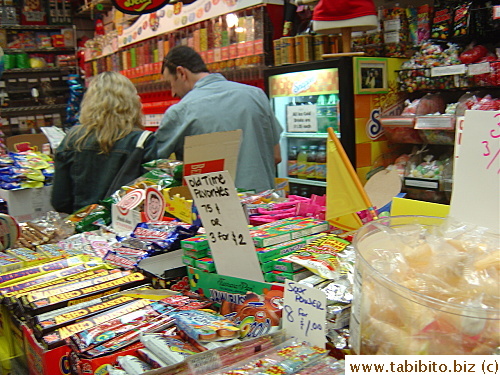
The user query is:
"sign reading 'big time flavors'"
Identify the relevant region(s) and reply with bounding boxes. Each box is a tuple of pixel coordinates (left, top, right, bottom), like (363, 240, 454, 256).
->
(112, 0, 170, 15)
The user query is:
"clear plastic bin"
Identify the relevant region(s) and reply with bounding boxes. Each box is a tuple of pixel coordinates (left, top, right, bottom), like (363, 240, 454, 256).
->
(350, 216, 500, 355)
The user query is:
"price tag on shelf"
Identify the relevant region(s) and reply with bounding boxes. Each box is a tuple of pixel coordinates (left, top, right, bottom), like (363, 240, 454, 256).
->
(431, 64, 466, 77)
(283, 280, 326, 347)
(415, 116, 455, 130)
(287, 104, 318, 132)
(185, 171, 264, 282)
(467, 62, 491, 76)
(493, 5, 500, 19)
(404, 177, 440, 190)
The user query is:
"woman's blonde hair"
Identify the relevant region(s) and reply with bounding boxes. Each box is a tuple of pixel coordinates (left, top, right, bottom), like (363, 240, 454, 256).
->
(72, 71, 143, 154)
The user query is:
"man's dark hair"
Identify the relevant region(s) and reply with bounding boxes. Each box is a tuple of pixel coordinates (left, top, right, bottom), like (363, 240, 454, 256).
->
(162, 45, 209, 75)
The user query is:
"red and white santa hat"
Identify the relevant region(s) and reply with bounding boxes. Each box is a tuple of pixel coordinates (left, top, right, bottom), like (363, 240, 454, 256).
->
(313, 0, 378, 34)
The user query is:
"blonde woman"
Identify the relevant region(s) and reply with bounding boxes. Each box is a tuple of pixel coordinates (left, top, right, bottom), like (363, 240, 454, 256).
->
(51, 72, 157, 214)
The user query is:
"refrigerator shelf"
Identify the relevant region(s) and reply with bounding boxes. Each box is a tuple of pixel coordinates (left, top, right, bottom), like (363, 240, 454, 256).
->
(284, 132, 329, 138)
(287, 178, 327, 187)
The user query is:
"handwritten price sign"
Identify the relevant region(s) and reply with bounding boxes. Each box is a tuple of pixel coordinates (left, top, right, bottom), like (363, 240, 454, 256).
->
(283, 280, 326, 347)
(185, 171, 264, 282)
(450, 110, 500, 233)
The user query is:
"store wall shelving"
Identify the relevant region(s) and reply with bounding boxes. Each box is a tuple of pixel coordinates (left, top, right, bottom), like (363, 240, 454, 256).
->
(0, 24, 78, 135)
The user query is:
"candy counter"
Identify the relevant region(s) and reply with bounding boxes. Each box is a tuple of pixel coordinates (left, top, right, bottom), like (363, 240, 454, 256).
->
(0, 150, 497, 375)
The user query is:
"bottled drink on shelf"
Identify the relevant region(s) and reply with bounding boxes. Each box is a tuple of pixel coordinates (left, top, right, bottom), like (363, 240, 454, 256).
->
(306, 145, 318, 179)
(287, 145, 298, 177)
(296, 145, 308, 179)
(316, 144, 327, 180)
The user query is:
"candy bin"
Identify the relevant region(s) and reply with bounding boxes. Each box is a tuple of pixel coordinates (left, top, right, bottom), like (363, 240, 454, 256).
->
(350, 215, 500, 355)
(402, 151, 451, 203)
(381, 117, 423, 144)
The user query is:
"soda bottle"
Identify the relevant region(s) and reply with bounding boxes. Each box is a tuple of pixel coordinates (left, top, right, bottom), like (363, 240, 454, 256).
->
(316, 144, 327, 180)
(306, 145, 318, 179)
(297, 145, 308, 179)
(287, 146, 298, 177)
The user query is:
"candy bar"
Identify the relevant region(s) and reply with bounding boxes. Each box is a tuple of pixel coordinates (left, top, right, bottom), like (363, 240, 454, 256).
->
(141, 334, 199, 365)
(182, 247, 209, 259)
(0, 255, 90, 285)
(37, 291, 152, 343)
(23, 272, 149, 315)
(117, 355, 152, 375)
(194, 257, 216, 273)
(172, 309, 241, 342)
(255, 233, 324, 263)
(6, 247, 48, 265)
(83, 314, 175, 357)
(69, 300, 176, 354)
(3, 266, 112, 304)
(264, 269, 313, 283)
(22, 270, 131, 305)
(0, 253, 24, 274)
(137, 348, 169, 369)
(106, 365, 127, 375)
(180, 235, 209, 251)
(273, 257, 307, 273)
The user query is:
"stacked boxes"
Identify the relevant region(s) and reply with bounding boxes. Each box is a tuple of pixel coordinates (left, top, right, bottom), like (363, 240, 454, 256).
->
(181, 217, 330, 283)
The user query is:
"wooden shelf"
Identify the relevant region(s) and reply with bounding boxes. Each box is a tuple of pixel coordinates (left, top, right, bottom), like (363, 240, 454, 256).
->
(0, 25, 71, 30)
(3, 67, 77, 74)
(0, 104, 67, 114)
(4, 47, 75, 53)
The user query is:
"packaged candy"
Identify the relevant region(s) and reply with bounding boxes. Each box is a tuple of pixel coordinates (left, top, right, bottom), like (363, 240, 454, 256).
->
(137, 348, 169, 369)
(117, 355, 152, 375)
(282, 235, 353, 279)
(430, 1, 453, 41)
(140, 334, 199, 365)
(172, 309, 241, 342)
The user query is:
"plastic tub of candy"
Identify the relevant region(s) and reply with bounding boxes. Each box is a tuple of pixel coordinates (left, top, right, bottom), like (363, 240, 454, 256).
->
(380, 117, 423, 144)
(349, 216, 500, 355)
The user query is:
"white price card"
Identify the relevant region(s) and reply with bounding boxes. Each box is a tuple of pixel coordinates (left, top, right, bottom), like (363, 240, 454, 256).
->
(450, 110, 500, 234)
(431, 64, 466, 77)
(287, 104, 318, 132)
(283, 280, 327, 347)
(468, 62, 491, 76)
(185, 171, 264, 282)
(187, 350, 223, 374)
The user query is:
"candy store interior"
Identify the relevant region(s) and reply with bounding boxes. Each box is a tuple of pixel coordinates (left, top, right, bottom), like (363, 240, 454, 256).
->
(0, 0, 498, 374)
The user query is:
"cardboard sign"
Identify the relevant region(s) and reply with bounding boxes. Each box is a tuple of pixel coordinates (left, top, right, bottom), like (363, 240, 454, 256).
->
(286, 104, 318, 132)
(185, 171, 263, 282)
(283, 280, 326, 347)
(183, 130, 242, 184)
(450, 110, 499, 233)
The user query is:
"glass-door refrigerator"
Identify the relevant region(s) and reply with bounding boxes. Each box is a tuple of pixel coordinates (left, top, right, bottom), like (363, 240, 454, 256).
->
(264, 58, 356, 197)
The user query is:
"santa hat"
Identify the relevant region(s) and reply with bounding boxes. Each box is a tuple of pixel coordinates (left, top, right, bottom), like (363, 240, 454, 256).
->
(313, 0, 378, 34)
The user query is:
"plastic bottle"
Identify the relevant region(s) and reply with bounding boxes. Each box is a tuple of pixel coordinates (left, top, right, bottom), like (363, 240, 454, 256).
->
(287, 145, 298, 177)
(306, 145, 318, 179)
(316, 144, 327, 181)
(296, 145, 308, 179)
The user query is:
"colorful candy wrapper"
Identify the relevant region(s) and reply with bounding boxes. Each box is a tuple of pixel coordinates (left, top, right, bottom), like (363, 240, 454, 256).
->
(117, 355, 152, 375)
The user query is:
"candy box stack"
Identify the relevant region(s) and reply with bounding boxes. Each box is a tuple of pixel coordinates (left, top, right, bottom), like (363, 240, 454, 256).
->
(187, 267, 284, 339)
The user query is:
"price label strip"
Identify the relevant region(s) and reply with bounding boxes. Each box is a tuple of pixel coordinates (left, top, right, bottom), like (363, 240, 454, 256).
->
(185, 171, 264, 282)
(283, 280, 327, 347)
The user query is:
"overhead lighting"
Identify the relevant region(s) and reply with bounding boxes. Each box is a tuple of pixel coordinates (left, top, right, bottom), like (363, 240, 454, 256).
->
(226, 13, 238, 28)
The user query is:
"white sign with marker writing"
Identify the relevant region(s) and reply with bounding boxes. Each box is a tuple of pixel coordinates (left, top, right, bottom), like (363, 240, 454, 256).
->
(185, 171, 264, 282)
(287, 104, 318, 132)
(450, 110, 499, 234)
(283, 280, 327, 347)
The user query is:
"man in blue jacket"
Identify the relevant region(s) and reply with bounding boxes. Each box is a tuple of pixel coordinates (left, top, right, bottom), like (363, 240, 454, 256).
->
(156, 46, 282, 193)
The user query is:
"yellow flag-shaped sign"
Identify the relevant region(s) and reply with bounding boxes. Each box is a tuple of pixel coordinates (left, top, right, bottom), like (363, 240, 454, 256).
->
(326, 128, 373, 231)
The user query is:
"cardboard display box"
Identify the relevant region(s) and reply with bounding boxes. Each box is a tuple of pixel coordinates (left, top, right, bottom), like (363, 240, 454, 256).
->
(0, 186, 53, 222)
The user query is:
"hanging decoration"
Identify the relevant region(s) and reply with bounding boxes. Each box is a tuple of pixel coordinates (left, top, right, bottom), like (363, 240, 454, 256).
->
(111, 0, 172, 15)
